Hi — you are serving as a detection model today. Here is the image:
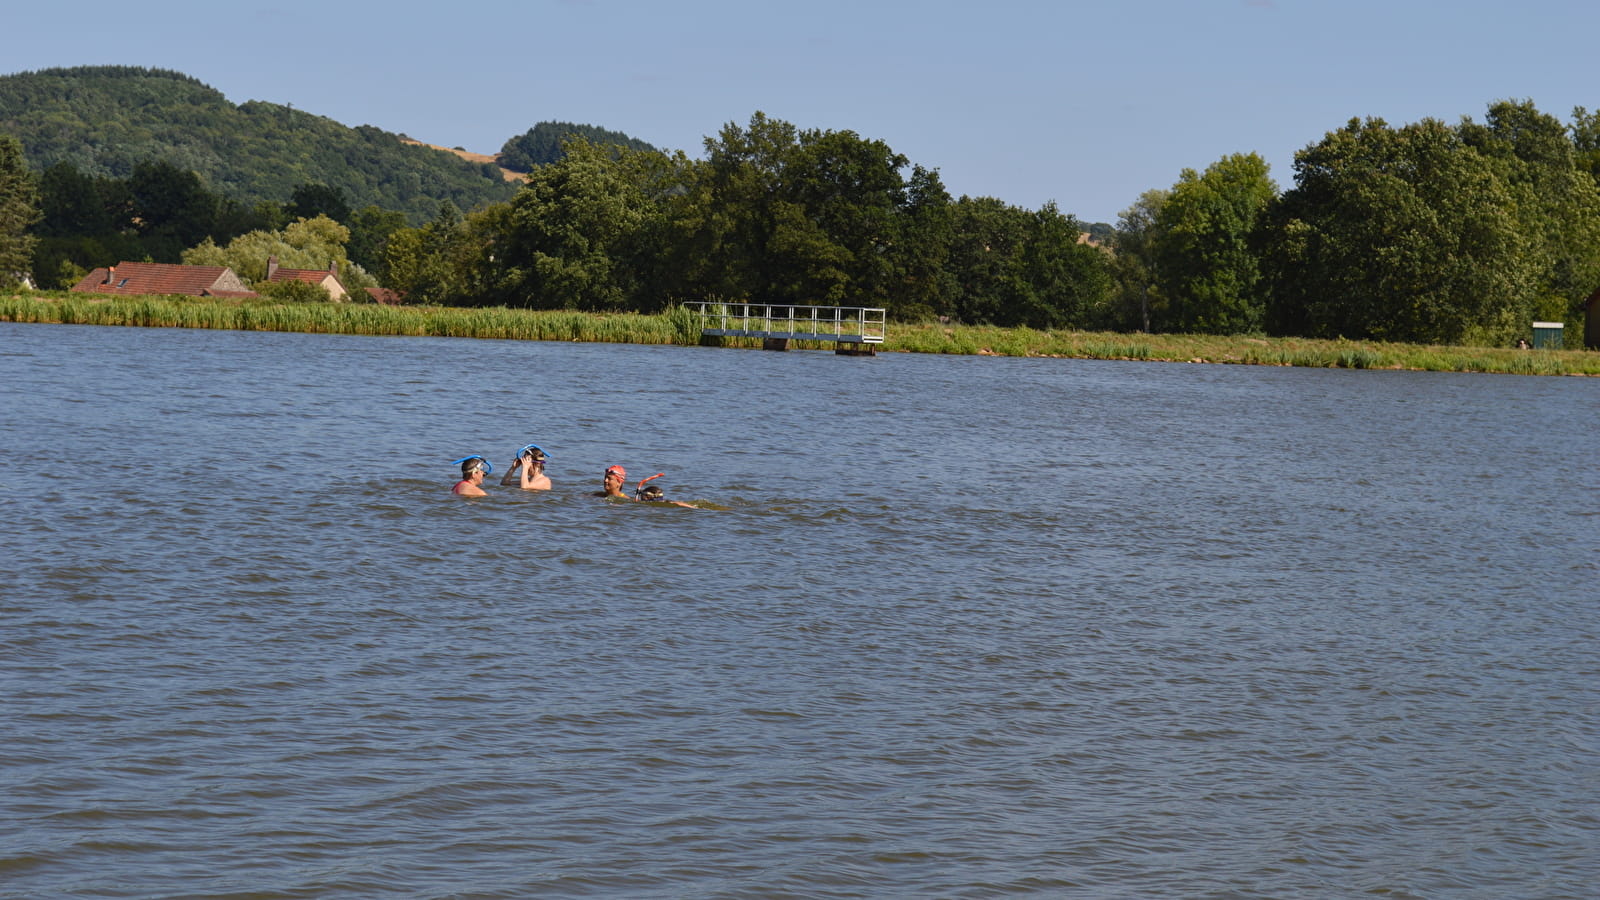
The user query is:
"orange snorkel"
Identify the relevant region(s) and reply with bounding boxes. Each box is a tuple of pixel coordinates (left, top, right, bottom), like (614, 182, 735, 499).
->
(634, 472, 665, 499)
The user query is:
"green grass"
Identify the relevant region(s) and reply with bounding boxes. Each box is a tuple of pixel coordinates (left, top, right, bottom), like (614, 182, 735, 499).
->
(5, 291, 1598, 376)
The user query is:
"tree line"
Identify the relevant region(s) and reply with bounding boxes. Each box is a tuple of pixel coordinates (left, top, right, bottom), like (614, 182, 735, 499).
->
(370, 112, 1117, 331)
(365, 102, 1600, 347)
(6, 100, 1600, 347)
(1120, 99, 1600, 346)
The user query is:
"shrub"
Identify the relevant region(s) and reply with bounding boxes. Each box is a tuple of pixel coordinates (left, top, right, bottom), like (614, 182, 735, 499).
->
(255, 279, 331, 303)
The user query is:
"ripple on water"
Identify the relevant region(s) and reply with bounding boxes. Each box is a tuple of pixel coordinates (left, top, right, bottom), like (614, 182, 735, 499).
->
(2, 326, 1596, 898)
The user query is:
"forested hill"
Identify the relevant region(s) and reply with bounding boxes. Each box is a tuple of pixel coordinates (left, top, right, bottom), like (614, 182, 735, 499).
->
(0, 66, 523, 222)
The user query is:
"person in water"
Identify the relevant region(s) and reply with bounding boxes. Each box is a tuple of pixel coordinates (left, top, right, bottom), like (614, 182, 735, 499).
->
(452, 456, 491, 497)
(501, 443, 552, 491)
(637, 482, 695, 508)
(595, 464, 629, 499)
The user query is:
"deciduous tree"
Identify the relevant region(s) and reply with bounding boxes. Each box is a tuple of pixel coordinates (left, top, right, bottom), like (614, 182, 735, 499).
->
(286, 182, 352, 225)
(1263, 117, 1535, 344)
(1461, 100, 1600, 337)
(1151, 153, 1277, 334)
(128, 159, 220, 260)
(182, 214, 372, 289)
(380, 202, 470, 304)
(1108, 189, 1169, 332)
(480, 138, 668, 310)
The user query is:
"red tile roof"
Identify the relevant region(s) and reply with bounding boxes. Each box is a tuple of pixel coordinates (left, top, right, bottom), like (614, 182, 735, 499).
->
(268, 268, 339, 286)
(70, 262, 258, 298)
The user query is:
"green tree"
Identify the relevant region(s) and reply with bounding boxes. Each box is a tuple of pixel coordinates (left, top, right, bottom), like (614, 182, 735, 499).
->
(183, 214, 373, 290)
(1263, 117, 1535, 344)
(781, 127, 914, 305)
(380, 202, 470, 304)
(1150, 153, 1277, 333)
(942, 196, 1110, 329)
(127, 159, 220, 260)
(36, 161, 128, 237)
(255, 278, 331, 302)
(1461, 100, 1600, 340)
(0, 134, 40, 285)
(31, 158, 272, 283)
(695, 112, 801, 301)
(286, 182, 352, 224)
(1568, 105, 1600, 183)
(477, 139, 669, 310)
(345, 204, 409, 279)
(1108, 189, 1169, 332)
(694, 112, 944, 313)
(886, 165, 956, 321)
(498, 121, 659, 173)
(607, 149, 707, 311)
(945, 196, 1034, 325)
(1016, 202, 1113, 329)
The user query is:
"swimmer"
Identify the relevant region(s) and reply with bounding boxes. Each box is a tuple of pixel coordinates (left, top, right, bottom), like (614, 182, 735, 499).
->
(637, 482, 695, 508)
(594, 464, 629, 499)
(635, 473, 695, 508)
(452, 456, 491, 497)
(501, 443, 552, 491)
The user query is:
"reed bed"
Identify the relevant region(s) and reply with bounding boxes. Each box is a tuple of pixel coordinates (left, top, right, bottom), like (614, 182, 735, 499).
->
(885, 320, 1600, 375)
(0, 294, 685, 345)
(5, 292, 1597, 376)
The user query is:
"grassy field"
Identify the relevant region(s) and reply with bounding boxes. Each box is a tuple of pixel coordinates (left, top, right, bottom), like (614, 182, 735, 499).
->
(5, 291, 1598, 376)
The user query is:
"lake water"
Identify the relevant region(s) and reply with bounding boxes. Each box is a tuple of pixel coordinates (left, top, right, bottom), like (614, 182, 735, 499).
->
(2, 322, 1596, 899)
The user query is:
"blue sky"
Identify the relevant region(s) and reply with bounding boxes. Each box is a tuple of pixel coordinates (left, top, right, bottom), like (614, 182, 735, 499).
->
(7, 0, 1596, 224)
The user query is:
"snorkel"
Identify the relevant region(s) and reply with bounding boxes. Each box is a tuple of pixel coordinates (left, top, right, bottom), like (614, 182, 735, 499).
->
(634, 472, 665, 500)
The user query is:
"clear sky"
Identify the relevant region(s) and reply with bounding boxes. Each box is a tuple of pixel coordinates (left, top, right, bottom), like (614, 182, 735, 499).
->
(6, 0, 1596, 224)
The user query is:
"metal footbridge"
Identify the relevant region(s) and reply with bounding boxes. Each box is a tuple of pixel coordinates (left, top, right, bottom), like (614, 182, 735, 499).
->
(683, 302, 886, 353)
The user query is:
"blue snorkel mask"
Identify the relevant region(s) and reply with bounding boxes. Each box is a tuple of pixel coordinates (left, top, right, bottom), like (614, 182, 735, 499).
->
(453, 455, 493, 476)
(515, 443, 550, 464)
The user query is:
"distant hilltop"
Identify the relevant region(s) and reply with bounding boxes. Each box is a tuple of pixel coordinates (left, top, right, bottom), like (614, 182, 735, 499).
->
(0, 65, 658, 222)
(398, 139, 528, 183)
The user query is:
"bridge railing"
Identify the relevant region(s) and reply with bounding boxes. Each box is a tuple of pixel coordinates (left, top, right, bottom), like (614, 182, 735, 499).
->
(684, 302, 886, 344)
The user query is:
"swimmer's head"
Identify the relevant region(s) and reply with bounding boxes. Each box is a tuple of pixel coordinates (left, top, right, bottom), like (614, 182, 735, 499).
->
(458, 456, 492, 477)
(518, 443, 549, 465)
(639, 484, 665, 501)
(604, 465, 626, 482)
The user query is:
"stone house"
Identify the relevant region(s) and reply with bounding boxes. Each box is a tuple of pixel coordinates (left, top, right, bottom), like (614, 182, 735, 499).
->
(266, 257, 348, 301)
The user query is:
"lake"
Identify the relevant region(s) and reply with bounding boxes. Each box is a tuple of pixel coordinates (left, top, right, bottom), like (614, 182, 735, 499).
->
(2, 322, 1595, 898)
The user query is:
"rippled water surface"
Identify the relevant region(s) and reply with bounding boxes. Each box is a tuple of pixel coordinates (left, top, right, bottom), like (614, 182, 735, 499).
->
(2, 322, 1596, 898)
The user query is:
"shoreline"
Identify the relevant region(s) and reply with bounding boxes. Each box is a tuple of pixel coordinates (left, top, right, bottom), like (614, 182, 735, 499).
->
(5, 292, 1597, 376)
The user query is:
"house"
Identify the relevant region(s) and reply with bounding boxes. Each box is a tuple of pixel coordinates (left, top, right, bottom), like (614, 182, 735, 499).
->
(266, 257, 348, 301)
(70, 262, 259, 298)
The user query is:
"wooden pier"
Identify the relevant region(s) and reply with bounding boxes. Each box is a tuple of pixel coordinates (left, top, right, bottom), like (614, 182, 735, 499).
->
(684, 302, 886, 354)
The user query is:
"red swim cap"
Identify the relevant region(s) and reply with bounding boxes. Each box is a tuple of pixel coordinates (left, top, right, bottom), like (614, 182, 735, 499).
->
(605, 465, 626, 479)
